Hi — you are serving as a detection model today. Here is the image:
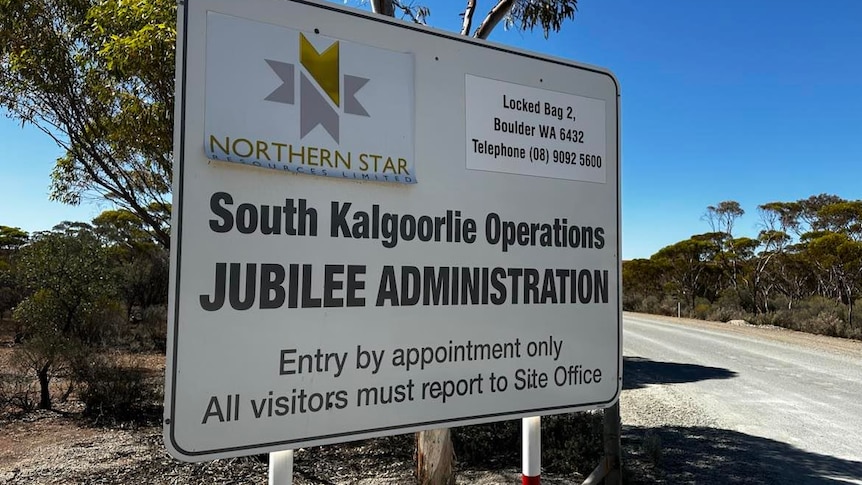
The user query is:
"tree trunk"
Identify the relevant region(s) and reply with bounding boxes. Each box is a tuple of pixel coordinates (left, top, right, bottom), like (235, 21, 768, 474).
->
(416, 428, 455, 485)
(602, 402, 622, 484)
(37, 362, 52, 410)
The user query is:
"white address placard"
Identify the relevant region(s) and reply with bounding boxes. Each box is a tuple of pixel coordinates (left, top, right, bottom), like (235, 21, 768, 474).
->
(466, 75, 607, 183)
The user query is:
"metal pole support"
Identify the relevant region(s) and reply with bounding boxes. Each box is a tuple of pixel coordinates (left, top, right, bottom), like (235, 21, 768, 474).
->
(522, 416, 541, 485)
(268, 449, 294, 485)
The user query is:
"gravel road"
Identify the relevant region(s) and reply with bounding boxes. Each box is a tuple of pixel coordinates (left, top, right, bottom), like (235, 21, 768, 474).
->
(621, 312, 862, 484)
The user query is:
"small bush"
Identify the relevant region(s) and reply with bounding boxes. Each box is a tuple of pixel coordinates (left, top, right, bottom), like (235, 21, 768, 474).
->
(453, 420, 519, 469)
(807, 311, 841, 336)
(792, 296, 845, 336)
(622, 291, 641, 312)
(706, 289, 751, 322)
(691, 297, 711, 319)
(707, 305, 750, 323)
(453, 412, 603, 475)
(136, 304, 168, 352)
(749, 310, 790, 327)
(658, 295, 680, 316)
(0, 370, 36, 412)
(540, 412, 603, 475)
(747, 296, 862, 340)
(75, 353, 160, 422)
(638, 295, 663, 315)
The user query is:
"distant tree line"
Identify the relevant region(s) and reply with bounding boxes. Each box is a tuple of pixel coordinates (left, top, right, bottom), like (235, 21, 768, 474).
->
(0, 212, 167, 414)
(624, 194, 862, 340)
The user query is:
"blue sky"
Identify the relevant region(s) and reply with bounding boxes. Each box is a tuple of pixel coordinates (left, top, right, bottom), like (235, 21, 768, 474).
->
(1, 0, 860, 259)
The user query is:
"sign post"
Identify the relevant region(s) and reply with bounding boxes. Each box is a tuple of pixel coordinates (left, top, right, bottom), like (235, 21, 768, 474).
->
(167, 0, 621, 462)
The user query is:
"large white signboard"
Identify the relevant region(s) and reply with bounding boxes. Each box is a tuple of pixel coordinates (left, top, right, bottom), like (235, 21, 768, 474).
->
(166, 0, 621, 462)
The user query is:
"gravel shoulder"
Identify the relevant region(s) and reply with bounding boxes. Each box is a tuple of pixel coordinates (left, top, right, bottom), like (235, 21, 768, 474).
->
(624, 311, 862, 358)
(620, 312, 862, 485)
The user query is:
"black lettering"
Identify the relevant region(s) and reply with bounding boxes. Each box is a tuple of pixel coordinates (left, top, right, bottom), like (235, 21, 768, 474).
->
(260, 264, 285, 309)
(347, 265, 366, 307)
(324, 265, 344, 307)
(229, 263, 256, 310)
(331, 201, 352, 238)
(376, 266, 399, 306)
(209, 192, 234, 232)
(301, 264, 321, 308)
(200, 262, 227, 311)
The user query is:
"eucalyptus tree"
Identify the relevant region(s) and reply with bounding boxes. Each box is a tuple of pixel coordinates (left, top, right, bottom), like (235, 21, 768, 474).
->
(0, 0, 175, 247)
(0, 226, 29, 316)
(13, 226, 116, 409)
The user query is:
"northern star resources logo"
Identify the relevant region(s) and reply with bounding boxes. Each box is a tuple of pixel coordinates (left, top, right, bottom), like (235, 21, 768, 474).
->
(204, 13, 416, 183)
(264, 33, 371, 143)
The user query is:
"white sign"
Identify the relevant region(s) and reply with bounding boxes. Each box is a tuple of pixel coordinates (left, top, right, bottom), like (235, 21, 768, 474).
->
(466, 75, 606, 183)
(166, 0, 620, 462)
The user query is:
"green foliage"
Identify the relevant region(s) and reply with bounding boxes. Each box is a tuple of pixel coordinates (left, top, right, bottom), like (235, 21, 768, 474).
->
(17, 228, 116, 341)
(693, 299, 711, 320)
(74, 353, 161, 422)
(453, 420, 519, 468)
(540, 412, 603, 475)
(0, 262, 24, 318)
(3, 216, 168, 412)
(0, 0, 175, 247)
(452, 412, 602, 474)
(0, 226, 28, 316)
(626, 195, 862, 340)
(381, 0, 580, 38)
(508, 0, 579, 38)
(11, 227, 117, 408)
(13, 290, 81, 408)
(0, 226, 28, 250)
(92, 209, 169, 314)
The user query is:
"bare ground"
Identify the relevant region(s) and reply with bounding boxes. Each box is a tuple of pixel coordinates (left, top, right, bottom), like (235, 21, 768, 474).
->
(0, 409, 581, 484)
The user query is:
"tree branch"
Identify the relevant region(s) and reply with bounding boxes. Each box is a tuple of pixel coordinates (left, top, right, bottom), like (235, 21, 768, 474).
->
(371, 0, 394, 17)
(461, 0, 477, 36)
(473, 0, 514, 39)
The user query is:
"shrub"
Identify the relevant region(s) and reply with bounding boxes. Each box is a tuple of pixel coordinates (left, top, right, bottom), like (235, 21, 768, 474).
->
(74, 353, 160, 423)
(749, 310, 791, 327)
(749, 296, 862, 339)
(0, 368, 36, 412)
(707, 305, 750, 323)
(453, 420, 519, 469)
(453, 412, 603, 475)
(792, 296, 844, 336)
(658, 295, 680, 316)
(807, 311, 842, 337)
(692, 297, 711, 319)
(134, 304, 168, 352)
(638, 295, 663, 315)
(622, 291, 641, 312)
(540, 412, 603, 475)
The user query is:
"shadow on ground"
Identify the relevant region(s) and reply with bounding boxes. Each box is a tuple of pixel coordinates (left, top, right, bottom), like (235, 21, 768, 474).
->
(623, 425, 862, 484)
(623, 356, 737, 390)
